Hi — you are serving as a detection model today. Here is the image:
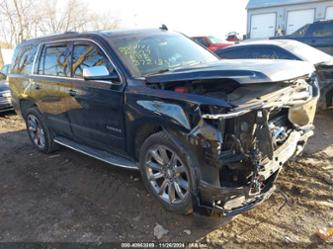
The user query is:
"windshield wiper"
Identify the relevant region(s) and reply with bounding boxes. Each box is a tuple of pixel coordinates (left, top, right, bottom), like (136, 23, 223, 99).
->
(145, 69, 170, 76)
(144, 61, 205, 77)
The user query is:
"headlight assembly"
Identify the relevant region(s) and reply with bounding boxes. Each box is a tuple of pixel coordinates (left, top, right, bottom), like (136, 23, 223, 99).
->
(1, 91, 11, 98)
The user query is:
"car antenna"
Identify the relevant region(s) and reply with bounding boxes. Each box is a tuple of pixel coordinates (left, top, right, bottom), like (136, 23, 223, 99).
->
(159, 24, 168, 31)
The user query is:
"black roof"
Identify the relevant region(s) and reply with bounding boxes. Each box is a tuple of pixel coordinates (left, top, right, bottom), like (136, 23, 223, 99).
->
(19, 28, 169, 46)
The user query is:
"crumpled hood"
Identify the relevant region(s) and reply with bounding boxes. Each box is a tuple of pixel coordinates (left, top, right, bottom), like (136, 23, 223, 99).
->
(146, 59, 315, 84)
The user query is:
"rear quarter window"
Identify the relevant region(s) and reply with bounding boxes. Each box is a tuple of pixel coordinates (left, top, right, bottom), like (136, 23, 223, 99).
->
(11, 45, 37, 75)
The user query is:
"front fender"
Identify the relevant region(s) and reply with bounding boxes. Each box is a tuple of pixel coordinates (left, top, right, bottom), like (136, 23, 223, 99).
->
(125, 85, 224, 186)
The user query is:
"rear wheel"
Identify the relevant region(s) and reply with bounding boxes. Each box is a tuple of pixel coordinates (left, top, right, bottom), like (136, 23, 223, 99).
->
(24, 108, 59, 154)
(139, 131, 195, 215)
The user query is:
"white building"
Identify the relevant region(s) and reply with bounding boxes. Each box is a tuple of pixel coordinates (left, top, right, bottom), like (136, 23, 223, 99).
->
(247, 0, 333, 39)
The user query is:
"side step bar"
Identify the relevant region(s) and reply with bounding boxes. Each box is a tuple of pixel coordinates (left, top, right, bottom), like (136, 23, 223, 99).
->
(54, 137, 139, 170)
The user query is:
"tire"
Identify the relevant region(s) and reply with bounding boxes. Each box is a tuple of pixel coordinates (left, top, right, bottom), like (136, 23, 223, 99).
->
(139, 131, 197, 215)
(24, 108, 59, 154)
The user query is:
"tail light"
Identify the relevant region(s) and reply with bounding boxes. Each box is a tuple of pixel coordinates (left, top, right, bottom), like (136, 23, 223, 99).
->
(174, 87, 190, 93)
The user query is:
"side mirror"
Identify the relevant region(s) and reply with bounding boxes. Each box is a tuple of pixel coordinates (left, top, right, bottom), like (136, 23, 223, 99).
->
(83, 65, 120, 82)
(0, 72, 6, 80)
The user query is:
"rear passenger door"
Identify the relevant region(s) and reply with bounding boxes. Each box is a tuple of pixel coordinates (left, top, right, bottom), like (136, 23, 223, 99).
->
(67, 41, 126, 154)
(31, 41, 74, 138)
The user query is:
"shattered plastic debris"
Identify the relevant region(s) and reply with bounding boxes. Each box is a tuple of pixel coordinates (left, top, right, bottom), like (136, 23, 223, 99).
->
(153, 223, 168, 239)
(316, 227, 333, 242)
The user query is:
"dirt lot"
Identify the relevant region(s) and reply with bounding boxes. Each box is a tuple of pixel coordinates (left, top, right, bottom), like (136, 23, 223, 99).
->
(0, 111, 333, 248)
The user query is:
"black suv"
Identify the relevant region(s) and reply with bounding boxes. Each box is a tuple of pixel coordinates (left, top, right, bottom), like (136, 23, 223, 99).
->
(9, 29, 319, 216)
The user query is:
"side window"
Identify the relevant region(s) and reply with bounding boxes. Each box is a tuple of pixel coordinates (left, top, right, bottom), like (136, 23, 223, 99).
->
(218, 48, 246, 59)
(38, 44, 71, 76)
(72, 43, 111, 78)
(274, 47, 299, 60)
(310, 23, 333, 37)
(247, 46, 272, 59)
(12, 46, 37, 74)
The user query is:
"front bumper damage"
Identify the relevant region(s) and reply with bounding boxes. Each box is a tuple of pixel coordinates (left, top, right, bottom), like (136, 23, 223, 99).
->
(190, 78, 318, 217)
(196, 127, 313, 216)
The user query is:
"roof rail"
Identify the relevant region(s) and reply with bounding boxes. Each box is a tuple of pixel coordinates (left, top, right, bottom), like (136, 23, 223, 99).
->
(159, 24, 168, 31)
(63, 31, 79, 35)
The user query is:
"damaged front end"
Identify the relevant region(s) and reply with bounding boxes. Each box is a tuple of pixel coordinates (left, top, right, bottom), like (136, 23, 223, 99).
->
(143, 60, 319, 216)
(190, 76, 319, 216)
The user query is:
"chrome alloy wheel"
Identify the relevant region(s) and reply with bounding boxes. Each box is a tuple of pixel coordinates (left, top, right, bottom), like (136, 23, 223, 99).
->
(27, 114, 46, 149)
(145, 145, 190, 205)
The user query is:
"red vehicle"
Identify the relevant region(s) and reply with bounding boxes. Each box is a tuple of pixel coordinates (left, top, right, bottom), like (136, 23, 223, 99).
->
(226, 32, 241, 42)
(192, 36, 233, 52)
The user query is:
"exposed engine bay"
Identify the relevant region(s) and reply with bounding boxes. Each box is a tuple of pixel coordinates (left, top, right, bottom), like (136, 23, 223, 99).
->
(148, 74, 319, 216)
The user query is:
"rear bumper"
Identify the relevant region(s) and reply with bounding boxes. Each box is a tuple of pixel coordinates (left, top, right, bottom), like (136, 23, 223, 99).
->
(194, 128, 313, 217)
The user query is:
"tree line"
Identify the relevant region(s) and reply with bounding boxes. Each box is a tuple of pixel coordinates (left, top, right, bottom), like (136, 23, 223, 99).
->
(0, 0, 119, 47)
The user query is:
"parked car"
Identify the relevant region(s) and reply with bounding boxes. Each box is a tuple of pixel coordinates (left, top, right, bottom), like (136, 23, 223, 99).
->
(192, 36, 233, 52)
(226, 32, 240, 42)
(9, 29, 319, 216)
(0, 64, 11, 75)
(216, 40, 333, 109)
(271, 20, 333, 56)
(0, 64, 13, 113)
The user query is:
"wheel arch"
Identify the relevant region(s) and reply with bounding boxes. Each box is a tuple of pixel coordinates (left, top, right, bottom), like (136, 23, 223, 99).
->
(19, 98, 38, 117)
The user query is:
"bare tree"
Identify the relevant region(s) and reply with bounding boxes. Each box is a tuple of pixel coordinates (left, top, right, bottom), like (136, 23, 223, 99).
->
(0, 0, 42, 45)
(0, 0, 120, 47)
(39, 0, 91, 34)
(89, 13, 120, 31)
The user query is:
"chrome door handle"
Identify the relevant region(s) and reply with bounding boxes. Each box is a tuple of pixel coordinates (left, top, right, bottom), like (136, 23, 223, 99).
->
(69, 89, 77, 97)
(34, 84, 41, 90)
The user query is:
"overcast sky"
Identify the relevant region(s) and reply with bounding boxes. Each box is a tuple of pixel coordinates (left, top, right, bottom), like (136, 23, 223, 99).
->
(87, 0, 248, 39)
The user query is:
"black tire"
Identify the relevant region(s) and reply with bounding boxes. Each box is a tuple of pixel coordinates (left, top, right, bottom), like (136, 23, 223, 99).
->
(24, 108, 60, 154)
(139, 131, 197, 215)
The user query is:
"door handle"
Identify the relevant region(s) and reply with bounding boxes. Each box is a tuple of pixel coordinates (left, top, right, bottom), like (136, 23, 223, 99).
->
(34, 84, 41, 90)
(68, 89, 77, 97)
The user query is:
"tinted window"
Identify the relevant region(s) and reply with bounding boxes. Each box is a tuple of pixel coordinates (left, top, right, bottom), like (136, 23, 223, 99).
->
(309, 23, 333, 37)
(247, 45, 297, 60)
(217, 48, 248, 59)
(247, 46, 278, 59)
(12, 46, 37, 74)
(38, 44, 71, 76)
(218, 45, 298, 60)
(72, 43, 111, 78)
(273, 47, 298, 60)
(194, 37, 209, 47)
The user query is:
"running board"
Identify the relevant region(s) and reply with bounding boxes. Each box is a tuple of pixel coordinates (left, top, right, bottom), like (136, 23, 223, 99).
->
(54, 137, 139, 170)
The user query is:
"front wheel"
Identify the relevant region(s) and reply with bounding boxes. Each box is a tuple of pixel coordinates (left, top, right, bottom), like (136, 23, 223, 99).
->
(24, 108, 59, 154)
(139, 131, 195, 215)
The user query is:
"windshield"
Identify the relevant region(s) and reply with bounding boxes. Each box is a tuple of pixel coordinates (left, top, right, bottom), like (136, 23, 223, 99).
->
(283, 40, 332, 64)
(108, 32, 218, 76)
(292, 24, 309, 37)
(208, 36, 224, 44)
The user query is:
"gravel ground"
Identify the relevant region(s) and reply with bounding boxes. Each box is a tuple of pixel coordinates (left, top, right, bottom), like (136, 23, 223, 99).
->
(0, 111, 332, 248)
